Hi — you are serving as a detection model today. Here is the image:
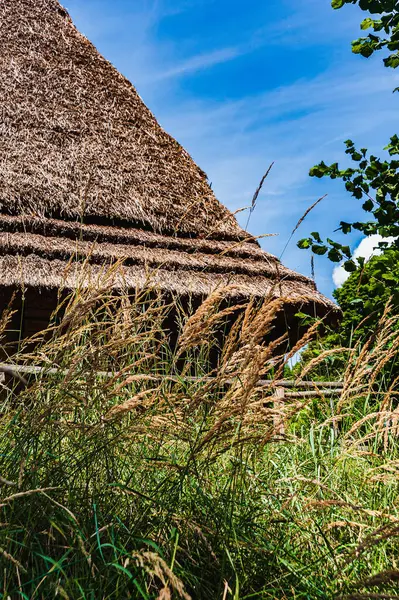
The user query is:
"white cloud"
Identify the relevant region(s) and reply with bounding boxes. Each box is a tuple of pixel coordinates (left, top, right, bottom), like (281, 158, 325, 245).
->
(333, 235, 395, 288)
(144, 46, 244, 82)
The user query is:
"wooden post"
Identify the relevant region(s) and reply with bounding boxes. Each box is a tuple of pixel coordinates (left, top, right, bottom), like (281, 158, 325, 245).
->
(274, 386, 285, 436)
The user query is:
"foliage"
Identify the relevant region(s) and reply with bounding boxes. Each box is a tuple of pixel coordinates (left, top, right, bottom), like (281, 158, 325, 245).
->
(297, 247, 399, 379)
(298, 0, 399, 275)
(333, 245, 399, 343)
(298, 137, 399, 272)
(0, 281, 398, 599)
(332, 0, 399, 69)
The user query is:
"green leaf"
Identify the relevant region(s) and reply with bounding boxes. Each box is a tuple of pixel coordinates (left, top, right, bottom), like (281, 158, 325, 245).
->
(312, 244, 328, 256)
(310, 231, 322, 243)
(384, 53, 399, 68)
(331, 0, 345, 8)
(298, 238, 311, 249)
(359, 0, 387, 14)
(353, 39, 377, 58)
(309, 161, 330, 178)
(328, 248, 342, 262)
(357, 256, 365, 268)
(342, 245, 352, 258)
(327, 238, 342, 249)
(340, 221, 352, 234)
(361, 18, 375, 30)
(363, 199, 374, 211)
(295, 312, 310, 320)
(382, 272, 398, 282)
(344, 259, 357, 273)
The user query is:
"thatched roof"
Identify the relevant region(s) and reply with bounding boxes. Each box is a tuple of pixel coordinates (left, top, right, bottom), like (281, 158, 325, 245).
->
(0, 0, 337, 314)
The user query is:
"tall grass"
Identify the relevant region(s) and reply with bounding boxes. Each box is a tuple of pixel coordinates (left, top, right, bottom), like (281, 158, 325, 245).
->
(0, 278, 398, 599)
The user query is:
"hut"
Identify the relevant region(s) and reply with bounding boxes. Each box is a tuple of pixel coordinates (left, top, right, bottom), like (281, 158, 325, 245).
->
(0, 0, 337, 349)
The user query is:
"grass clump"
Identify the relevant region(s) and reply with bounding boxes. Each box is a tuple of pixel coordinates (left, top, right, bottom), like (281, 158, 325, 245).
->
(0, 281, 398, 599)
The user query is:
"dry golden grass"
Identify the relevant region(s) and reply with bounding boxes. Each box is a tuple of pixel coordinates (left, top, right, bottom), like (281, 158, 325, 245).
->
(0, 276, 398, 598)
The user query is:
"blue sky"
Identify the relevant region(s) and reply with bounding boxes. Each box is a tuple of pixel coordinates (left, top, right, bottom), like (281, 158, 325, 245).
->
(65, 0, 399, 298)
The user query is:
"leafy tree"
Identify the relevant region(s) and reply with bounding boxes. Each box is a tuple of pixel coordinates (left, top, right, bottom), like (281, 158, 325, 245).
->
(332, 0, 399, 69)
(298, 0, 399, 274)
(329, 246, 399, 345)
(296, 247, 399, 379)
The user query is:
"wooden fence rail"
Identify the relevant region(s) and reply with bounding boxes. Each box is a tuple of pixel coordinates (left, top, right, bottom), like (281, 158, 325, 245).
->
(0, 364, 346, 435)
(0, 363, 344, 396)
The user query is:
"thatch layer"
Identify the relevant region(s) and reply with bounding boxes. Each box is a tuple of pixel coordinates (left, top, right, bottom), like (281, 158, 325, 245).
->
(0, 218, 311, 283)
(0, 215, 279, 264)
(0, 254, 333, 307)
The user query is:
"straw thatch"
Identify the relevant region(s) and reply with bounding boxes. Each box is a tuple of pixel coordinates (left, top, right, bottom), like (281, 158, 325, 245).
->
(0, 0, 337, 317)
